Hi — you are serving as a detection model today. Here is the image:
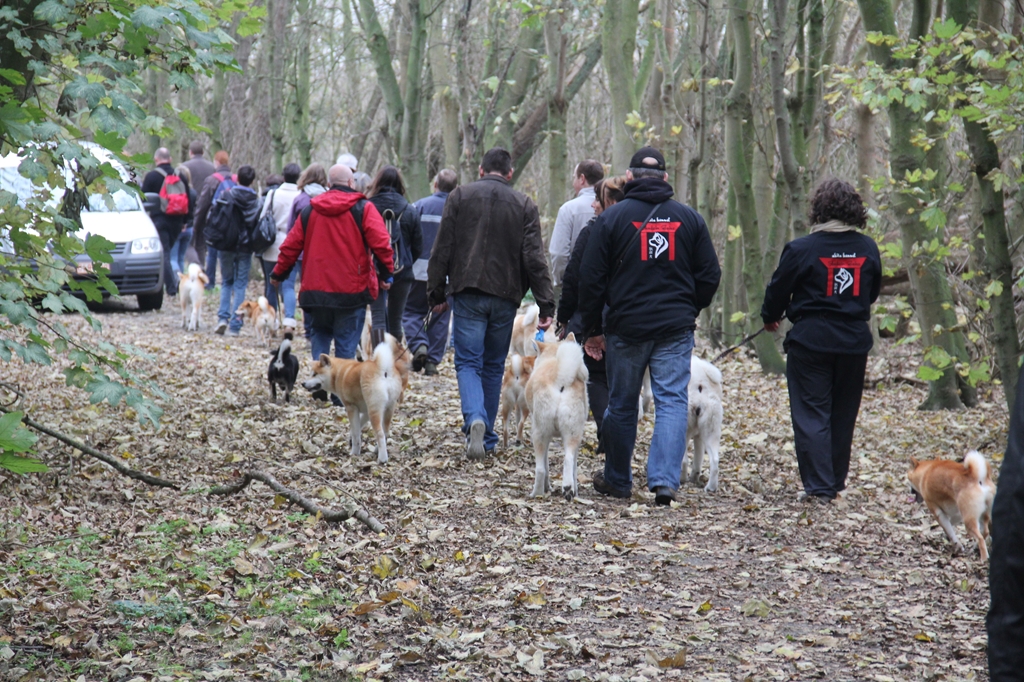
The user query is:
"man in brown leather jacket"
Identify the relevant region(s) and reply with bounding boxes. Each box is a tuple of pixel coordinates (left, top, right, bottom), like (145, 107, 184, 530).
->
(427, 147, 555, 460)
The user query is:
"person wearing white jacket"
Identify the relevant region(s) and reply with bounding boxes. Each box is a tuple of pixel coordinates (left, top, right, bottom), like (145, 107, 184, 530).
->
(259, 163, 303, 327)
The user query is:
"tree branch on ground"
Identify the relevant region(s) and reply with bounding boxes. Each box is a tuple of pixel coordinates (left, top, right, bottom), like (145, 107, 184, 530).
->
(209, 469, 386, 533)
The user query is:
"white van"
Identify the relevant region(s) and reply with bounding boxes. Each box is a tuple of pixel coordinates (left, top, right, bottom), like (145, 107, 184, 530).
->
(0, 146, 165, 310)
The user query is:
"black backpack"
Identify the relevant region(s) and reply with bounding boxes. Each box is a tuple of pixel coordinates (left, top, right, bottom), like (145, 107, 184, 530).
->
(206, 191, 248, 252)
(250, 189, 278, 255)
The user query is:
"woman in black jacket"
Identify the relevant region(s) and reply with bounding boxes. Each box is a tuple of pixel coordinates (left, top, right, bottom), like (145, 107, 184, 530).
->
(556, 176, 625, 452)
(367, 166, 423, 343)
(761, 178, 881, 503)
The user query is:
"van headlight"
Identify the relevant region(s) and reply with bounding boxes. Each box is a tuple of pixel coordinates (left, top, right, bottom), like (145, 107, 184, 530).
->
(131, 238, 161, 254)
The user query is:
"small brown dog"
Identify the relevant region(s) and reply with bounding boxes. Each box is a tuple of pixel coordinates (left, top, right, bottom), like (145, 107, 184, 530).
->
(235, 296, 277, 345)
(907, 450, 996, 560)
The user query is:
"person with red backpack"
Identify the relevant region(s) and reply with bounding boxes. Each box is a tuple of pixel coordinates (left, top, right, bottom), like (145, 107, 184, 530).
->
(142, 147, 191, 298)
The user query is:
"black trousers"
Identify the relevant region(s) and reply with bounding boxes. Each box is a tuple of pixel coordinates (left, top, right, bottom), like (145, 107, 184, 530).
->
(156, 224, 181, 296)
(585, 352, 608, 448)
(988, 367, 1024, 679)
(785, 343, 867, 499)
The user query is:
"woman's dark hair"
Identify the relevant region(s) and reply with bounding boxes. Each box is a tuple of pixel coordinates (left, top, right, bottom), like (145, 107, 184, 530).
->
(809, 178, 867, 228)
(297, 163, 327, 190)
(368, 165, 405, 198)
(282, 163, 302, 184)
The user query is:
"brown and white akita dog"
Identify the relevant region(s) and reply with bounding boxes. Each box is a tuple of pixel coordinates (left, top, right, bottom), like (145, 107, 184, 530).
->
(524, 334, 589, 500)
(907, 450, 996, 560)
(302, 342, 403, 464)
(500, 353, 536, 449)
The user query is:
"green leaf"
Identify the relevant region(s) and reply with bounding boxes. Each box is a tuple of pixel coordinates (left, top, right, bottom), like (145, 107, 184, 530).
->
(0, 69, 26, 86)
(86, 377, 126, 406)
(0, 454, 48, 475)
(933, 18, 961, 40)
(40, 293, 64, 314)
(34, 0, 72, 24)
(984, 279, 1004, 298)
(917, 366, 944, 381)
(0, 412, 37, 453)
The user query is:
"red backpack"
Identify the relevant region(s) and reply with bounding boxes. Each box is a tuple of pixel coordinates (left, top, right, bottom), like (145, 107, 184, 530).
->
(156, 168, 189, 216)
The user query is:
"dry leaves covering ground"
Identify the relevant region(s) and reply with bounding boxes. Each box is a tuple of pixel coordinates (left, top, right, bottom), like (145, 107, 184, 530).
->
(0, 287, 1009, 682)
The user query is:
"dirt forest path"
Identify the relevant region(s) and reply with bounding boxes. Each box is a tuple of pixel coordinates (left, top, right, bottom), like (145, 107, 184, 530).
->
(0, 290, 1008, 681)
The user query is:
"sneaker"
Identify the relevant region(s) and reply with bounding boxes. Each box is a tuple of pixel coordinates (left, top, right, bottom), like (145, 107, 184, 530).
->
(466, 420, 486, 460)
(412, 345, 428, 372)
(592, 470, 631, 499)
(214, 321, 228, 335)
(423, 361, 439, 376)
(652, 486, 677, 506)
(798, 491, 833, 505)
(227, 329, 240, 337)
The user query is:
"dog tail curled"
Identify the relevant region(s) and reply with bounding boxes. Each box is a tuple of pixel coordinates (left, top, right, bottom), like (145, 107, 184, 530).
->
(258, 295, 270, 312)
(963, 450, 989, 484)
(555, 340, 588, 387)
(522, 304, 539, 327)
(373, 342, 395, 378)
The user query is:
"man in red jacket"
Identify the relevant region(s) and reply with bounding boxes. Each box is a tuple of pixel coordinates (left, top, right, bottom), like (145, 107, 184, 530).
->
(271, 164, 394, 361)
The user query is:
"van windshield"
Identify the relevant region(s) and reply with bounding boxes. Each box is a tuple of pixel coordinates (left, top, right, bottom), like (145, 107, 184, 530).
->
(0, 166, 142, 212)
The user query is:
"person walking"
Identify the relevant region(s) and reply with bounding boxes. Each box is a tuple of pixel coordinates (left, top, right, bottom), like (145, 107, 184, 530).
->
(258, 162, 302, 328)
(367, 165, 423, 343)
(337, 153, 373, 195)
(169, 164, 198, 276)
(404, 169, 458, 375)
(181, 141, 215, 193)
(428, 147, 555, 460)
(549, 160, 604, 292)
(207, 165, 262, 336)
(192, 150, 235, 289)
(578, 147, 721, 505)
(761, 178, 881, 503)
(988, 366, 1024, 680)
(556, 175, 625, 452)
(141, 147, 191, 298)
(290, 163, 329, 338)
(271, 164, 393, 362)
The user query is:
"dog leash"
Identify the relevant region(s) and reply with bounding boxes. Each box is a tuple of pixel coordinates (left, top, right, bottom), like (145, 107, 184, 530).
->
(711, 314, 786, 364)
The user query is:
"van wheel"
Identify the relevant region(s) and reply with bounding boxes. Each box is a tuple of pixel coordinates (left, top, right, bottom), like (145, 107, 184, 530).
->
(137, 291, 164, 311)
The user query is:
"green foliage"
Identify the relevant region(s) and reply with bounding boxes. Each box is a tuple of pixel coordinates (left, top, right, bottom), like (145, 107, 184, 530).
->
(0, 0, 251, 459)
(0, 410, 46, 474)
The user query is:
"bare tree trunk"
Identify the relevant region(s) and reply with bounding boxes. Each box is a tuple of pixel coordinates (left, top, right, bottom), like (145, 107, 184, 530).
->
(290, 0, 313, 166)
(602, 0, 642, 170)
(725, 0, 786, 374)
(544, 2, 569, 217)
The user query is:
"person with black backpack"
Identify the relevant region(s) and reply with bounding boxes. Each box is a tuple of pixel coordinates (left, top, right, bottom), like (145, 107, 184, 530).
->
(192, 150, 235, 289)
(205, 165, 262, 336)
(141, 147, 191, 298)
(367, 165, 422, 344)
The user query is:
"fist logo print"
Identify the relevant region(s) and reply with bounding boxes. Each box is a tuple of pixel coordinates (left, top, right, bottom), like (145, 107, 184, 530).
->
(819, 256, 867, 296)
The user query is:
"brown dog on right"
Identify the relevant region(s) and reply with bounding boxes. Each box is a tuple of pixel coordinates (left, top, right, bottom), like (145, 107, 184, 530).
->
(907, 451, 996, 560)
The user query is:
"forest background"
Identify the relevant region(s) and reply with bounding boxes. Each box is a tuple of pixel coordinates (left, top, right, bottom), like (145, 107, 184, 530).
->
(2, 0, 1024, 456)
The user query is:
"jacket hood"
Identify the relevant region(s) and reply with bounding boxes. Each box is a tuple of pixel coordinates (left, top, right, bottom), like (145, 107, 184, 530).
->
(623, 177, 674, 204)
(304, 183, 327, 197)
(311, 187, 365, 216)
(232, 186, 261, 223)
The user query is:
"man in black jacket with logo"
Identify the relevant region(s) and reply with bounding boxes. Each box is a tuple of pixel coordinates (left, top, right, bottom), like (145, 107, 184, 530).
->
(579, 147, 721, 505)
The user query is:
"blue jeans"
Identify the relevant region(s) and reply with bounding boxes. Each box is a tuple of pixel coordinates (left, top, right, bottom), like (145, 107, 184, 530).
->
(452, 291, 518, 450)
(310, 306, 366, 360)
(603, 331, 693, 492)
(217, 250, 251, 332)
(205, 246, 220, 289)
(261, 258, 297, 319)
(403, 281, 450, 364)
(170, 227, 192, 274)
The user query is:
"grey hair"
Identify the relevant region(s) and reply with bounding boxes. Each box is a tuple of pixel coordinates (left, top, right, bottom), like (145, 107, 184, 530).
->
(629, 167, 666, 179)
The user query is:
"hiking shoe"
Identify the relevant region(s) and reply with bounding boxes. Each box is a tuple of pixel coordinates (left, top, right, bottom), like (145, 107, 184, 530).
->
(412, 345, 428, 372)
(214, 321, 228, 335)
(798, 491, 833, 505)
(466, 420, 486, 460)
(653, 486, 677, 506)
(227, 329, 240, 337)
(592, 470, 631, 499)
(423, 361, 439, 376)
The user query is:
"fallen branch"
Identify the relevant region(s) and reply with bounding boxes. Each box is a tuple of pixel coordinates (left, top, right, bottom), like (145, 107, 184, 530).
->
(0, 405, 179, 489)
(209, 470, 386, 533)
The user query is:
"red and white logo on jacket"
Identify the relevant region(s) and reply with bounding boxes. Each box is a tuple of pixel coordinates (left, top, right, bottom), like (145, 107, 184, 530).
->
(819, 254, 867, 296)
(634, 218, 682, 261)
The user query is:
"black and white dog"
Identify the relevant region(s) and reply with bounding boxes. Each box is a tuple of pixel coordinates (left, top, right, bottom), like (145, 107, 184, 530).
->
(268, 332, 300, 403)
